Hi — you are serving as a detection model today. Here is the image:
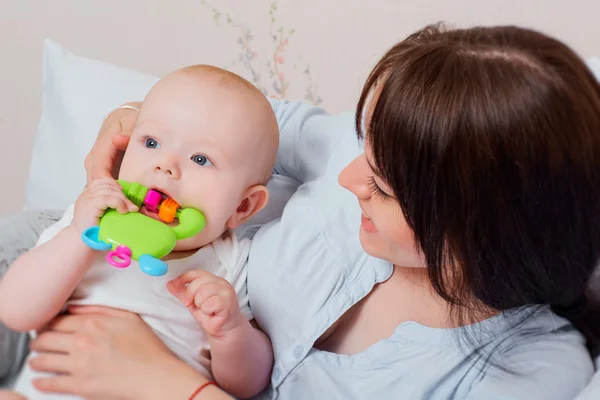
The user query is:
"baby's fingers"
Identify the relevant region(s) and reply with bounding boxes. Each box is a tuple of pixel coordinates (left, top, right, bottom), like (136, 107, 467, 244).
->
(92, 194, 134, 214)
(111, 195, 135, 214)
(121, 195, 139, 213)
(88, 181, 137, 211)
(167, 275, 208, 306)
(88, 185, 123, 202)
(168, 271, 225, 306)
(179, 277, 210, 307)
(87, 177, 122, 192)
(166, 279, 186, 303)
(172, 270, 222, 286)
(193, 282, 231, 311)
(194, 289, 230, 316)
(107, 189, 138, 213)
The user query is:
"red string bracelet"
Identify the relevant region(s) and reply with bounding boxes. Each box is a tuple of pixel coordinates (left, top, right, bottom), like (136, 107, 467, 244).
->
(188, 381, 217, 400)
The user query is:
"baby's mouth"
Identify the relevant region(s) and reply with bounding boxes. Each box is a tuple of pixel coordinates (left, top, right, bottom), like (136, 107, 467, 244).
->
(153, 188, 173, 203)
(139, 204, 180, 228)
(138, 188, 179, 225)
(139, 204, 162, 220)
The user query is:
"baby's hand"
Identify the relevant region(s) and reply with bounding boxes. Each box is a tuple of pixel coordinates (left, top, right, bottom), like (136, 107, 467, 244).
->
(72, 178, 138, 232)
(167, 270, 243, 339)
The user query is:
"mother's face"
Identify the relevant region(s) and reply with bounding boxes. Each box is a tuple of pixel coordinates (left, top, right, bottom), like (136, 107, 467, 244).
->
(338, 144, 426, 269)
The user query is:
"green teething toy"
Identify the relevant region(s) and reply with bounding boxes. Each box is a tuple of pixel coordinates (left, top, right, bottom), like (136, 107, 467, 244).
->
(81, 180, 206, 276)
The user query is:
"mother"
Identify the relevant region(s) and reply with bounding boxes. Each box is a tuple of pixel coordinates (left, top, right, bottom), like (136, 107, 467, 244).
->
(7, 24, 600, 399)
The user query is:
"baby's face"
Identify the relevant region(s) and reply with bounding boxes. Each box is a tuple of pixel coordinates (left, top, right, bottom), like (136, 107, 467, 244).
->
(119, 69, 277, 250)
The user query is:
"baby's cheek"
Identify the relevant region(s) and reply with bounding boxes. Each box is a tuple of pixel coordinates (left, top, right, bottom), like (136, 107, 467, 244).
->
(201, 194, 236, 222)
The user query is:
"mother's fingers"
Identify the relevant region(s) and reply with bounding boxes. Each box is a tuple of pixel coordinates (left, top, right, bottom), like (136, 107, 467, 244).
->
(30, 331, 73, 354)
(111, 133, 131, 151)
(66, 305, 141, 320)
(29, 353, 72, 374)
(43, 314, 84, 333)
(0, 391, 27, 399)
(32, 375, 79, 396)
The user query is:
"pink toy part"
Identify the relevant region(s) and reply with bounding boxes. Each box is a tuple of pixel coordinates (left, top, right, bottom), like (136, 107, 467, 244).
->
(106, 245, 132, 268)
(144, 189, 162, 212)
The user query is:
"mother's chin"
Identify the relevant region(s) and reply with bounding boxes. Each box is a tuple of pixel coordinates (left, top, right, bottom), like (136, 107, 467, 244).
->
(358, 229, 422, 268)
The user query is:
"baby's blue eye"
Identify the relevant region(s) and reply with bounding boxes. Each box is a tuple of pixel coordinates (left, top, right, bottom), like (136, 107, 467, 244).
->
(191, 154, 213, 167)
(145, 138, 159, 148)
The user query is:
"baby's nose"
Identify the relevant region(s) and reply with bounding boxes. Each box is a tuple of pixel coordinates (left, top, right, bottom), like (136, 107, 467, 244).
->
(154, 165, 173, 175)
(153, 158, 181, 178)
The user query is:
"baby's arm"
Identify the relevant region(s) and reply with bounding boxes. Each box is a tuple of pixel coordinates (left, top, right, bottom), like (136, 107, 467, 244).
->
(0, 178, 137, 332)
(209, 318, 273, 398)
(0, 217, 93, 331)
(168, 271, 273, 398)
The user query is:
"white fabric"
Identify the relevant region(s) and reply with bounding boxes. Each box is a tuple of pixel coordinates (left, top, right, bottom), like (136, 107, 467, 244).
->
(575, 358, 600, 400)
(25, 40, 159, 210)
(13, 204, 252, 399)
(587, 57, 600, 81)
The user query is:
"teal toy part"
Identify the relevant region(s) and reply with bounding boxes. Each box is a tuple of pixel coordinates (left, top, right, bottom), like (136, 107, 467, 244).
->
(81, 226, 111, 251)
(139, 254, 168, 276)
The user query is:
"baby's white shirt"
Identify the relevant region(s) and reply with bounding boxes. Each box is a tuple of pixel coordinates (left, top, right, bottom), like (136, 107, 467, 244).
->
(22, 204, 252, 381)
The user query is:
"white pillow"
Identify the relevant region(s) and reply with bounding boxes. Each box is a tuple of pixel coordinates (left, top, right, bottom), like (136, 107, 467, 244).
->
(25, 40, 159, 210)
(587, 57, 600, 81)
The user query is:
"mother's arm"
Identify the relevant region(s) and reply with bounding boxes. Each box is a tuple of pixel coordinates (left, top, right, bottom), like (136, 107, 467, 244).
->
(29, 306, 233, 400)
(269, 98, 356, 184)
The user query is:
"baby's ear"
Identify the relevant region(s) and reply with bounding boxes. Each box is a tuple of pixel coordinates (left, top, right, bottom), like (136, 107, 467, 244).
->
(226, 185, 269, 230)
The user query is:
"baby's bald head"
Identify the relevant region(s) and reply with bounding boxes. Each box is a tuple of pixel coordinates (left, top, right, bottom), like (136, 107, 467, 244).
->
(175, 65, 278, 183)
(143, 65, 279, 185)
(122, 65, 279, 248)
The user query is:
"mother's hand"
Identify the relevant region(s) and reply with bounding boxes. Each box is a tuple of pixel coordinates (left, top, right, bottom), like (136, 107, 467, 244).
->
(28, 306, 217, 400)
(85, 102, 140, 183)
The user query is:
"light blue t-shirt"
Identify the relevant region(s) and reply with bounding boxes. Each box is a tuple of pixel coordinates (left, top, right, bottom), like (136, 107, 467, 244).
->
(247, 99, 594, 399)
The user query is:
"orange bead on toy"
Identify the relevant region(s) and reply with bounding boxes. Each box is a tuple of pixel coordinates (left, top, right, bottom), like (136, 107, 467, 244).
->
(159, 198, 180, 223)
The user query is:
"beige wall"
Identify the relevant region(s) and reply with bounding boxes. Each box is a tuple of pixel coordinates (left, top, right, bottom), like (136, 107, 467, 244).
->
(2, 0, 600, 215)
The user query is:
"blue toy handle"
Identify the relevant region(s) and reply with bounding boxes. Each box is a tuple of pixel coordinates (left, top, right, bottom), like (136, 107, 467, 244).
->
(81, 226, 112, 251)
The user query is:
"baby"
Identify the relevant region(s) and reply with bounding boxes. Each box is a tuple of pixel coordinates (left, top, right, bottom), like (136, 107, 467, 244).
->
(0, 65, 279, 399)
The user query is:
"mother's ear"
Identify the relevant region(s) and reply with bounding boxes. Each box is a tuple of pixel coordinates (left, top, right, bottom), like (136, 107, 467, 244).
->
(226, 185, 269, 230)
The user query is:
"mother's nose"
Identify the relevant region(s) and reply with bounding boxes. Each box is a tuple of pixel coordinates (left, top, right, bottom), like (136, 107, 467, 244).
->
(338, 154, 372, 200)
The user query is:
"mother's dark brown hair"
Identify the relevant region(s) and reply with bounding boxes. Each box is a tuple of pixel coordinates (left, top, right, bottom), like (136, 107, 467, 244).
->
(357, 24, 600, 356)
